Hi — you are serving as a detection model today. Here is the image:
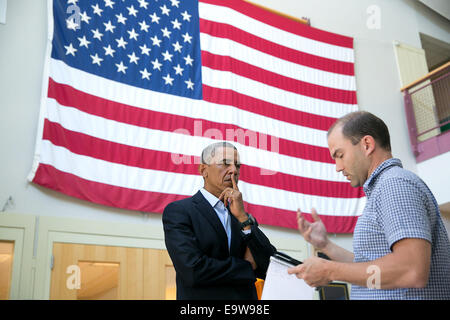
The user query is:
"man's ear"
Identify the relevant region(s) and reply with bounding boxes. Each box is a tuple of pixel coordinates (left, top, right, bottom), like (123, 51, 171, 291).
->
(361, 135, 376, 155)
(198, 163, 208, 178)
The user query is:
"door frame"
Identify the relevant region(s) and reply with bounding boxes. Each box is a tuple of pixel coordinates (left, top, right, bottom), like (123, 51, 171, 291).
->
(0, 214, 36, 299)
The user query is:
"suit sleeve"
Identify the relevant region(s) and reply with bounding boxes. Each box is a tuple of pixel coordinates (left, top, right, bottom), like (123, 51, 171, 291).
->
(163, 201, 257, 287)
(245, 221, 277, 279)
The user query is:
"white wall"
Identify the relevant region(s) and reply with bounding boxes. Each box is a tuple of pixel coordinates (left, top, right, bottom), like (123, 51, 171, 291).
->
(417, 152, 450, 205)
(1, 0, 449, 255)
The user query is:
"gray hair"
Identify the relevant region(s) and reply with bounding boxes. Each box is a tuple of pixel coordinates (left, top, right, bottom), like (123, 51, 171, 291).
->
(201, 141, 237, 164)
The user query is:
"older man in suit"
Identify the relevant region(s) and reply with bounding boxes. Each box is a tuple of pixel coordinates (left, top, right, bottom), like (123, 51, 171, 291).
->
(163, 142, 276, 300)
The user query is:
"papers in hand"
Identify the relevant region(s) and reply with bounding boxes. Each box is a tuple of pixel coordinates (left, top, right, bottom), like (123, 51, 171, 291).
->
(261, 256, 315, 300)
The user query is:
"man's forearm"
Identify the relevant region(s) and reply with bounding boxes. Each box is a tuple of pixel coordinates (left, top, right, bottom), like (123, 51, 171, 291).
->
(321, 240, 354, 263)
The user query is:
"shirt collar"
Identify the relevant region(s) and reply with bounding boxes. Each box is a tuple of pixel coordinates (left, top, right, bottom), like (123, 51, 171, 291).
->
(363, 158, 403, 195)
(200, 188, 227, 212)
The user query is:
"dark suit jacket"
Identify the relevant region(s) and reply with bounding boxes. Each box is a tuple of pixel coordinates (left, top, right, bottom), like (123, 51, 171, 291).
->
(163, 191, 276, 300)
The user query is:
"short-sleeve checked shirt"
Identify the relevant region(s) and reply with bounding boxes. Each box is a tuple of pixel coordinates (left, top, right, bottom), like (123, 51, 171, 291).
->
(351, 158, 450, 300)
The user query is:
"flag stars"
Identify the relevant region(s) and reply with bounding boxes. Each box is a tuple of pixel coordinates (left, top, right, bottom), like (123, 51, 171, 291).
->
(184, 54, 194, 66)
(139, 20, 150, 32)
(127, 52, 140, 64)
(173, 64, 184, 75)
(161, 27, 171, 38)
(171, 19, 181, 30)
(181, 10, 191, 22)
(151, 35, 162, 47)
(149, 12, 160, 24)
(115, 37, 128, 49)
(163, 74, 174, 85)
(137, 0, 149, 9)
(127, 5, 138, 17)
(185, 79, 194, 90)
(170, 0, 180, 8)
(162, 50, 173, 62)
(151, 58, 162, 71)
(116, 13, 127, 24)
(103, 44, 116, 57)
(79, 11, 91, 24)
(104, 20, 116, 33)
(92, 29, 104, 41)
(139, 43, 151, 55)
(78, 35, 91, 48)
(91, 4, 103, 16)
(90, 53, 103, 66)
(182, 32, 192, 43)
(127, 28, 139, 41)
(172, 41, 182, 53)
(66, 18, 79, 31)
(140, 68, 151, 80)
(160, 5, 170, 16)
(104, 0, 115, 9)
(64, 43, 77, 56)
(115, 61, 128, 74)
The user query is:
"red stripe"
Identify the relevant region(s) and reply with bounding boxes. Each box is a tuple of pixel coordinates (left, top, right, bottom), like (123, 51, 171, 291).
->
(248, 203, 358, 233)
(199, 19, 355, 76)
(47, 77, 335, 164)
(32, 163, 357, 233)
(199, 0, 354, 49)
(42, 118, 365, 198)
(202, 51, 357, 105)
(202, 85, 338, 132)
(32, 163, 188, 214)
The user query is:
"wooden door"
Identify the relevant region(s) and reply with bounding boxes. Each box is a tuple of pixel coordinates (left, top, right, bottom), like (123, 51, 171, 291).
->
(50, 243, 175, 300)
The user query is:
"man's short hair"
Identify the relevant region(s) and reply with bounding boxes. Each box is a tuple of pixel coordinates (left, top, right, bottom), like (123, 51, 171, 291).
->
(201, 141, 237, 164)
(328, 111, 392, 152)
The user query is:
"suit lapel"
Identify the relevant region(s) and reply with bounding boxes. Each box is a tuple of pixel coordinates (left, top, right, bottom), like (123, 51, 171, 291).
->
(193, 191, 229, 251)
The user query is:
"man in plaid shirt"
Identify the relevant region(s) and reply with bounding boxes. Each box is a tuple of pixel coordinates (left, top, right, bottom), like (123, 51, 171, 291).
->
(288, 111, 450, 299)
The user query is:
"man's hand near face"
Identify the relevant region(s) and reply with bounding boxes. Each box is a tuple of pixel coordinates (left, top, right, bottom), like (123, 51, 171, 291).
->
(219, 172, 248, 223)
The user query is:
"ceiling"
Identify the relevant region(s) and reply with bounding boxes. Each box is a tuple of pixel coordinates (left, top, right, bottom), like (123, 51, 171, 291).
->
(418, 0, 450, 20)
(420, 33, 450, 70)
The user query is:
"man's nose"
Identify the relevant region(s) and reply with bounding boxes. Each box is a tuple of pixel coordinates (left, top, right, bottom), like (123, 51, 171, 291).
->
(335, 161, 343, 173)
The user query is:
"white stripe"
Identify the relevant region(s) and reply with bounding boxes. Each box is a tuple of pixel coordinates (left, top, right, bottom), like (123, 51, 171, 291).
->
(45, 98, 348, 183)
(50, 59, 355, 120)
(200, 33, 356, 91)
(50, 59, 357, 148)
(201, 66, 357, 119)
(199, 2, 355, 63)
(39, 140, 365, 215)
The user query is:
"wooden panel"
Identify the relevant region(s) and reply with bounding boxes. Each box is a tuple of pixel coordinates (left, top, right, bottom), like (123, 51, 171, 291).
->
(143, 249, 174, 299)
(50, 243, 174, 300)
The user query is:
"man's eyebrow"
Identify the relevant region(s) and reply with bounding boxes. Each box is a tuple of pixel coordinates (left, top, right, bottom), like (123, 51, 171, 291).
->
(331, 149, 341, 159)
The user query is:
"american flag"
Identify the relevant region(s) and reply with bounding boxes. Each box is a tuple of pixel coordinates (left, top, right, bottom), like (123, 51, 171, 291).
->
(29, 0, 365, 233)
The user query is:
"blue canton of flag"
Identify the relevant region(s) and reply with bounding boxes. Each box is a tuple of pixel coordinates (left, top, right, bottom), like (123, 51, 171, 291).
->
(52, 0, 203, 99)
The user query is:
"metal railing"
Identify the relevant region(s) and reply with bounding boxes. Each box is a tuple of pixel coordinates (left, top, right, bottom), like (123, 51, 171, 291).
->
(401, 62, 450, 159)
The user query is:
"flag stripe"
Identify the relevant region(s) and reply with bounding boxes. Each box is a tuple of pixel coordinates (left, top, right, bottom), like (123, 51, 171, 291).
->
(33, 163, 358, 233)
(202, 85, 338, 132)
(48, 77, 336, 164)
(38, 140, 366, 214)
(43, 118, 363, 198)
(199, 19, 355, 76)
(44, 95, 348, 183)
(50, 58, 356, 120)
(202, 51, 357, 104)
(199, 27, 355, 86)
(199, 0, 355, 52)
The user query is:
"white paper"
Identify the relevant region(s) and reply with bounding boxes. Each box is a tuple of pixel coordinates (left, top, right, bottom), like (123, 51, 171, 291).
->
(261, 256, 315, 300)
